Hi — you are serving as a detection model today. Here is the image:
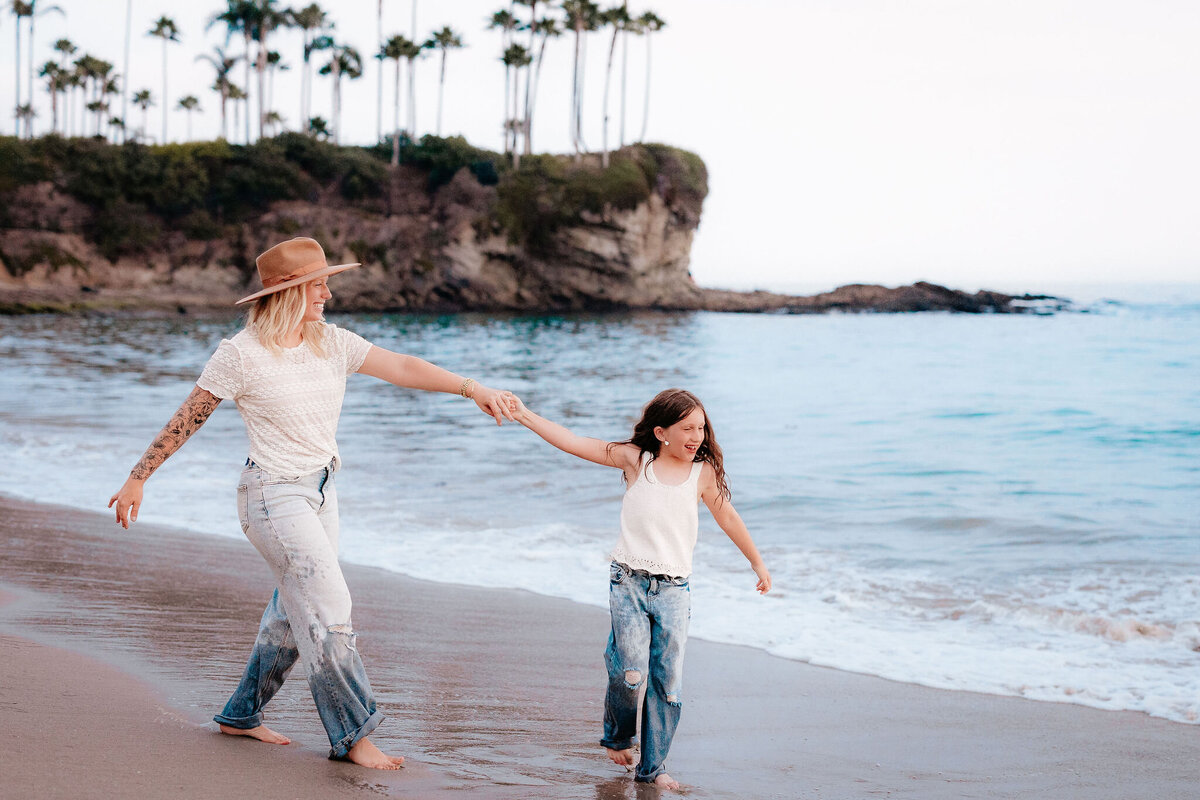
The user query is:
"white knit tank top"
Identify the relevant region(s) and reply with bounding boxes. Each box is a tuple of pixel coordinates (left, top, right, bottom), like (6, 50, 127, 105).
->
(610, 451, 704, 579)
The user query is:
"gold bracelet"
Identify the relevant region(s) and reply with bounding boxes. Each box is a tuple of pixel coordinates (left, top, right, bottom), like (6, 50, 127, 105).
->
(459, 377, 476, 398)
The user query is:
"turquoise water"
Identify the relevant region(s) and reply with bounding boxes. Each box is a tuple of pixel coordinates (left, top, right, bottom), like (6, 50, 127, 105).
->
(1, 291, 1197, 722)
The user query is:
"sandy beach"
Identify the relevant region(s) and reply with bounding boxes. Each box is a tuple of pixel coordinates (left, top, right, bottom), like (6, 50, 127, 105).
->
(0, 496, 1196, 800)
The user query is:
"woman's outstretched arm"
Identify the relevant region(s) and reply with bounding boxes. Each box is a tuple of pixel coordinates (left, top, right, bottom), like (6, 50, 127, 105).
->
(511, 397, 640, 474)
(357, 345, 515, 425)
(107, 385, 222, 529)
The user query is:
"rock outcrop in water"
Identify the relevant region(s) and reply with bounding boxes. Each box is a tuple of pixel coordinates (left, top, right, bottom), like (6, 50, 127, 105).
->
(0, 136, 1060, 315)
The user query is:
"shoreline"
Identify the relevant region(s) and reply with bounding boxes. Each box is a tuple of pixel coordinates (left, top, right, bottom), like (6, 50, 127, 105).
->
(0, 280, 1067, 315)
(2, 496, 1197, 798)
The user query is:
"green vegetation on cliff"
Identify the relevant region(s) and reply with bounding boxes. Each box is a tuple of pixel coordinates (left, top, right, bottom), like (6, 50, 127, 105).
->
(0, 133, 706, 265)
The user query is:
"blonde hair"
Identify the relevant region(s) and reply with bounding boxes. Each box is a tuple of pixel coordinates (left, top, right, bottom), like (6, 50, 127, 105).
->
(248, 283, 328, 357)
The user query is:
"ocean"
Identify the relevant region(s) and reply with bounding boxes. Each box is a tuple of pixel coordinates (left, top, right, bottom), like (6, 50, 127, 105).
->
(1, 285, 1197, 723)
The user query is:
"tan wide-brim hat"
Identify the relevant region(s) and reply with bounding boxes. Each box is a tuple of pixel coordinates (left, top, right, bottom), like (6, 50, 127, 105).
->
(235, 237, 360, 305)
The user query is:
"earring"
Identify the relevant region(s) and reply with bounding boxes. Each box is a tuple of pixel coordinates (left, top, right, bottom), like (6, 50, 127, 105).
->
(664, 440, 670, 446)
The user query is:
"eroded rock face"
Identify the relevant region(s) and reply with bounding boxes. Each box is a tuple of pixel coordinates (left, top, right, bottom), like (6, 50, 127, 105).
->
(0, 162, 708, 312)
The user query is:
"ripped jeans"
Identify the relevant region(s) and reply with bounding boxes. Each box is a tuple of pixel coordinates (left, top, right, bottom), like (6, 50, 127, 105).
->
(600, 561, 691, 783)
(213, 460, 383, 759)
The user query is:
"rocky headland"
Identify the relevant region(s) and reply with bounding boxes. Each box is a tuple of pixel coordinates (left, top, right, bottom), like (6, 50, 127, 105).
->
(0, 134, 1061, 315)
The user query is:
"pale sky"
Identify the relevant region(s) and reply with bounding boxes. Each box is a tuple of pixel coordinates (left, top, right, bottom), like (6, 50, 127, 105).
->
(3, 1, 1198, 293)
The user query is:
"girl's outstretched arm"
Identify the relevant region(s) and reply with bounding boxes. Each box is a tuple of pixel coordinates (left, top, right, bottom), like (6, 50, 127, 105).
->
(701, 467, 772, 594)
(107, 385, 222, 529)
(511, 397, 640, 474)
(358, 345, 515, 425)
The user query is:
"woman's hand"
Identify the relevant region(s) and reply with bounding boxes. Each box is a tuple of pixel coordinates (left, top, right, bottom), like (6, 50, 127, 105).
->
(108, 477, 146, 529)
(471, 384, 518, 425)
(752, 561, 772, 595)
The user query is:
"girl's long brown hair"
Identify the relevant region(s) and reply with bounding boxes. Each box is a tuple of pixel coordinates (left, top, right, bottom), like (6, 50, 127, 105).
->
(616, 388, 731, 502)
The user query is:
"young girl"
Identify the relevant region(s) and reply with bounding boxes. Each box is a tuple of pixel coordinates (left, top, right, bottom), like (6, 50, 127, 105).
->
(509, 388, 771, 790)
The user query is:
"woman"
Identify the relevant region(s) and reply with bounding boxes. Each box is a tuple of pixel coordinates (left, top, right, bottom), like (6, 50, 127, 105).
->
(108, 237, 515, 769)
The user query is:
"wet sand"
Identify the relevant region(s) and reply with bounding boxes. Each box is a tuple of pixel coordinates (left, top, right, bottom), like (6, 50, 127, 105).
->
(1, 496, 1197, 799)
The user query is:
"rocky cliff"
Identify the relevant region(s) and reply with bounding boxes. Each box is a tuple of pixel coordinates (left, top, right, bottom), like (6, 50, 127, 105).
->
(0, 135, 1060, 315)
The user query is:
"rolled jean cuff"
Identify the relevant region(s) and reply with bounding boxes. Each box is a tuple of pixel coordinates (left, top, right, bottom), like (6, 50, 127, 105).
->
(599, 736, 635, 751)
(212, 711, 263, 730)
(635, 766, 667, 783)
(328, 708, 386, 759)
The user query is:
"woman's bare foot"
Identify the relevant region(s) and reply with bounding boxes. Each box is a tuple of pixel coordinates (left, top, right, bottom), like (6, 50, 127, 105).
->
(653, 773, 681, 791)
(606, 746, 635, 768)
(218, 723, 290, 745)
(345, 736, 405, 770)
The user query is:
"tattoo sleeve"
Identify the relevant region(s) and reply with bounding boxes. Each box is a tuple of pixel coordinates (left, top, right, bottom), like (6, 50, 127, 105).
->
(130, 387, 222, 481)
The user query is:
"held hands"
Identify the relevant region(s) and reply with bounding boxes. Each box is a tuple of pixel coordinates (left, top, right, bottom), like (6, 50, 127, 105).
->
(752, 561, 772, 595)
(470, 383, 519, 426)
(107, 477, 145, 529)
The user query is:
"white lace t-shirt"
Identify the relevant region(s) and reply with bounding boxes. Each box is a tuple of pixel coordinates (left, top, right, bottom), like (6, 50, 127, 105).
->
(196, 323, 373, 476)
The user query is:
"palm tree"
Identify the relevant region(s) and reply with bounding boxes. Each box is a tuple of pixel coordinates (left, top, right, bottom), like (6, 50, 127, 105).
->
(208, 0, 260, 143)
(132, 88, 153, 142)
(228, 82, 247, 138)
(52, 36, 74, 133)
(599, 4, 631, 167)
(264, 109, 284, 135)
(289, 3, 329, 132)
(38, 60, 62, 132)
(637, 11, 663, 142)
(12, 1, 32, 136)
(177, 94, 200, 140)
(526, 16, 561, 154)
(15, 103, 36, 137)
(251, 0, 289, 141)
(196, 46, 239, 140)
(107, 115, 124, 142)
(501, 43, 531, 166)
(101, 74, 120, 140)
(423, 26, 463, 138)
(121, 0, 131, 140)
(514, 0, 539, 154)
(25, 1, 64, 137)
(489, 8, 518, 153)
(562, 0, 600, 159)
(375, 0, 383, 143)
(148, 16, 180, 144)
(318, 43, 362, 144)
(307, 115, 330, 140)
(265, 51, 286, 119)
(380, 34, 414, 165)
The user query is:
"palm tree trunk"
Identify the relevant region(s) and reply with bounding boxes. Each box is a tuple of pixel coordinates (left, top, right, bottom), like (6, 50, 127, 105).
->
(243, 30, 252, 143)
(522, 3, 537, 155)
(640, 33, 652, 142)
(511, 69, 520, 169)
(502, 62, 511, 154)
(332, 60, 341, 144)
(161, 40, 169, 143)
(437, 49, 446, 137)
(619, 19, 628, 147)
(301, 37, 309, 127)
(392, 58, 401, 165)
(256, 36, 267, 141)
(14, 19, 21, 136)
(602, 25, 618, 168)
(27, 12, 36, 137)
(407, 57, 416, 142)
(220, 91, 228, 140)
(122, 0, 132, 142)
(376, 0, 383, 143)
(570, 28, 580, 158)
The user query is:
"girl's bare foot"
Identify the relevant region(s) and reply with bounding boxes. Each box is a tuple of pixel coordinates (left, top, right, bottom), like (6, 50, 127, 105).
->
(653, 773, 681, 791)
(606, 746, 635, 768)
(218, 723, 290, 745)
(345, 736, 405, 770)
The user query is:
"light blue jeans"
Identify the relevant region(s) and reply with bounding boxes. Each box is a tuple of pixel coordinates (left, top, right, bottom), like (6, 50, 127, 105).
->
(213, 460, 383, 759)
(600, 561, 691, 783)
